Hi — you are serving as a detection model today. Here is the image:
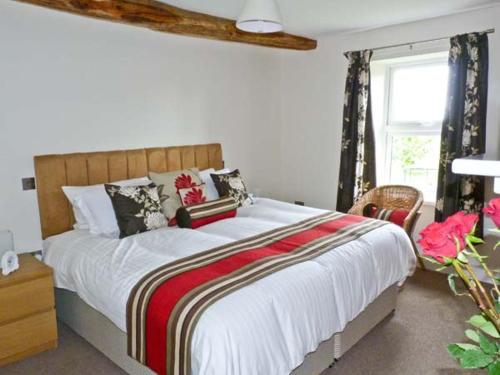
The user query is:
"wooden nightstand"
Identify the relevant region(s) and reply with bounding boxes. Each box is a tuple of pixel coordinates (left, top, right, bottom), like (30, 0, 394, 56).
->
(0, 254, 58, 366)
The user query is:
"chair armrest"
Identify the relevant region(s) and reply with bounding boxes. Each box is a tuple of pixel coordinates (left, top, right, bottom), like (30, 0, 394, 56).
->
(347, 202, 364, 216)
(403, 198, 424, 234)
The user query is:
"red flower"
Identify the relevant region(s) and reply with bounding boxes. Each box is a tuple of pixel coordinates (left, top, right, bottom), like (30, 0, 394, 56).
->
(418, 222, 458, 263)
(483, 198, 500, 228)
(418, 212, 478, 263)
(175, 174, 196, 190)
(444, 211, 479, 247)
(182, 187, 206, 206)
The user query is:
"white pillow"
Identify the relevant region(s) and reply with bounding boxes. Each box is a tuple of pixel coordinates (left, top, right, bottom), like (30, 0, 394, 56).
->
(62, 177, 151, 235)
(200, 168, 231, 201)
(62, 186, 96, 230)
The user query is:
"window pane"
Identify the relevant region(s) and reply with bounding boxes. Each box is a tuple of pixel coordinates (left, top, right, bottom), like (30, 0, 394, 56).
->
(390, 64, 448, 123)
(388, 135, 440, 202)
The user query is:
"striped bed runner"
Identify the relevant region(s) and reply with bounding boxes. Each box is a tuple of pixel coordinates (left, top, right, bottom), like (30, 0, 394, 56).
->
(127, 211, 387, 375)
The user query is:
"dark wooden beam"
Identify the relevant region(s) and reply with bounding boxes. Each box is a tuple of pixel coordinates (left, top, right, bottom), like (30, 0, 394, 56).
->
(13, 0, 317, 50)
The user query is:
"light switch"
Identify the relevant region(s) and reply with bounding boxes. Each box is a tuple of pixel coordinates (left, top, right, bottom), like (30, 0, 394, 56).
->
(22, 177, 36, 191)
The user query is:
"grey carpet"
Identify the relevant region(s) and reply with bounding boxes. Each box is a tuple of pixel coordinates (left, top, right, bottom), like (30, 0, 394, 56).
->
(0, 270, 482, 375)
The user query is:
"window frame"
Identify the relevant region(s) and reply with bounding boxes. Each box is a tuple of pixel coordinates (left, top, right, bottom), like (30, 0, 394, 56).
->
(380, 56, 448, 204)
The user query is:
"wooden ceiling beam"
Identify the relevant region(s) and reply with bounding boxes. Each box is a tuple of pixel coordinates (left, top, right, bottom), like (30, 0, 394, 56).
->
(13, 0, 317, 50)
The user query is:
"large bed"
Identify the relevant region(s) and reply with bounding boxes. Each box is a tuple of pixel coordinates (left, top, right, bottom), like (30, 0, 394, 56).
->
(35, 143, 416, 375)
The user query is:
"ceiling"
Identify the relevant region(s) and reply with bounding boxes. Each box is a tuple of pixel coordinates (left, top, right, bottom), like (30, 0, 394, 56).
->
(164, 0, 499, 36)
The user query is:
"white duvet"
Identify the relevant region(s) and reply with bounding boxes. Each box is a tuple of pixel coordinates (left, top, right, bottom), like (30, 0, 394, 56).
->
(43, 198, 416, 375)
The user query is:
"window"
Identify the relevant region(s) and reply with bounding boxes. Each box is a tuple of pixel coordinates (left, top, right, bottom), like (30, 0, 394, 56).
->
(389, 63, 448, 123)
(372, 54, 449, 202)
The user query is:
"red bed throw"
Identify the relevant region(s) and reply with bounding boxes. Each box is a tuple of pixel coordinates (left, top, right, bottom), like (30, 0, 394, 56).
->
(127, 211, 387, 375)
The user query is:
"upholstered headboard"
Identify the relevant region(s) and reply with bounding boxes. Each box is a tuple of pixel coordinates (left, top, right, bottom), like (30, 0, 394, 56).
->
(34, 143, 223, 239)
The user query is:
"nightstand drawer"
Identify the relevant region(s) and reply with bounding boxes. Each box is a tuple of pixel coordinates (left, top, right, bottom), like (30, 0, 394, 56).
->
(0, 309, 57, 366)
(0, 276, 54, 325)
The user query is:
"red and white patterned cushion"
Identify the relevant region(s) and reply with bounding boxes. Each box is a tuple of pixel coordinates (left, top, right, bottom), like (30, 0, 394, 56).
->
(149, 169, 202, 224)
(178, 185, 208, 206)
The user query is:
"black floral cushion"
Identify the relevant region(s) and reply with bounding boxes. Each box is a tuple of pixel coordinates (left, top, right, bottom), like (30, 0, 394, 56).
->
(210, 169, 253, 207)
(105, 183, 167, 238)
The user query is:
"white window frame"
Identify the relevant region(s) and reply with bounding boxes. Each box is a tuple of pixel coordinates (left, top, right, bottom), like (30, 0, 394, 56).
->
(380, 57, 448, 203)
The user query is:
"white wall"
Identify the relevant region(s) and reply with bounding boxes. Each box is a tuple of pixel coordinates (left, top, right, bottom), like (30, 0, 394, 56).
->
(279, 6, 500, 266)
(0, 1, 284, 252)
(2, 1, 500, 257)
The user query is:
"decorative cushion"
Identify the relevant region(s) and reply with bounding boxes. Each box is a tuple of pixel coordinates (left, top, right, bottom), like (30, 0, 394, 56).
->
(363, 203, 409, 228)
(176, 197, 238, 229)
(210, 169, 253, 207)
(178, 184, 207, 206)
(62, 177, 151, 233)
(199, 168, 231, 201)
(149, 169, 202, 223)
(105, 184, 167, 238)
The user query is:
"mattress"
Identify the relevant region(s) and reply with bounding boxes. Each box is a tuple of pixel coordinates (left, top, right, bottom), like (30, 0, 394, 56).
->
(43, 198, 416, 375)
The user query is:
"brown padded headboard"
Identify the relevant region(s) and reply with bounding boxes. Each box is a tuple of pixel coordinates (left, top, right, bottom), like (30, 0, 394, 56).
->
(34, 143, 223, 239)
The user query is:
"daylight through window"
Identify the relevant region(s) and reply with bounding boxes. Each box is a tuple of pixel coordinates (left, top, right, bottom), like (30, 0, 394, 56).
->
(372, 54, 449, 202)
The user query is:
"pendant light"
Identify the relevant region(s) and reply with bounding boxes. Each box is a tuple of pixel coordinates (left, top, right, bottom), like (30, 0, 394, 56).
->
(236, 0, 284, 34)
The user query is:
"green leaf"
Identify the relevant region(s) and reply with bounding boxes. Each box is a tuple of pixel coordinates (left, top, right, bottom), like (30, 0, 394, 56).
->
(443, 256, 454, 265)
(469, 315, 488, 328)
(467, 316, 500, 338)
(448, 274, 459, 296)
(457, 251, 469, 264)
(478, 332, 497, 355)
(468, 235, 485, 244)
(459, 349, 494, 368)
(448, 343, 465, 359)
(456, 343, 481, 351)
(488, 361, 500, 375)
(478, 322, 500, 339)
(465, 329, 480, 343)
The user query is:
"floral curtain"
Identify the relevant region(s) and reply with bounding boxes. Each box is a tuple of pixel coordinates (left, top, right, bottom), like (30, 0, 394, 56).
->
(336, 50, 376, 213)
(435, 32, 489, 233)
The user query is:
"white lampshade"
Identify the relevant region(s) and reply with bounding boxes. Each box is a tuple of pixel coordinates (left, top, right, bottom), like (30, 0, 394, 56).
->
(236, 0, 284, 34)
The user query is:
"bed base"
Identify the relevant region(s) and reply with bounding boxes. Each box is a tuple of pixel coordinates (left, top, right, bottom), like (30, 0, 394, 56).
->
(55, 285, 398, 375)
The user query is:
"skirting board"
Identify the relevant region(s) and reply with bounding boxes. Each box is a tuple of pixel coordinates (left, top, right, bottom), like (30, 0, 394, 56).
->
(55, 284, 398, 375)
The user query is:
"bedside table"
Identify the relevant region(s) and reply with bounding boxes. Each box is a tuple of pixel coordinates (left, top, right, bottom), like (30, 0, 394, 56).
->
(0, 254, 58, 366)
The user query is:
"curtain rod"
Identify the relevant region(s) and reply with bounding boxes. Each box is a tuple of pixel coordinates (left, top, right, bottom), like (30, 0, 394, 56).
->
(345, 28, 495, 54)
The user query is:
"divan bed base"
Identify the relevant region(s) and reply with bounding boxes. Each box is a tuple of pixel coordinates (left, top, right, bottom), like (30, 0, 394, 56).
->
(54, 285, 398, 375)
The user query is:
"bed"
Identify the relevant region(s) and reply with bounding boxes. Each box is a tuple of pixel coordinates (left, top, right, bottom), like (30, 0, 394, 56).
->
(35, 143, 416, 375)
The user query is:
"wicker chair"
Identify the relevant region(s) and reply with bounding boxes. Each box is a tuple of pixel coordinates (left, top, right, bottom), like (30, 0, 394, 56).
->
(348, 185, 425, 268)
